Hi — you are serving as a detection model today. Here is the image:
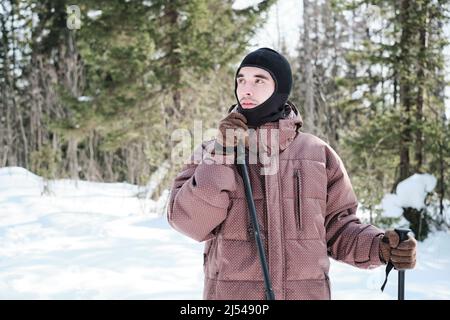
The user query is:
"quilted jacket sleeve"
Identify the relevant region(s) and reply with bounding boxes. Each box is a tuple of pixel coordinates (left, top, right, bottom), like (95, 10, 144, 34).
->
(167, 141, 237, 242)
(323, 144, 385, 269)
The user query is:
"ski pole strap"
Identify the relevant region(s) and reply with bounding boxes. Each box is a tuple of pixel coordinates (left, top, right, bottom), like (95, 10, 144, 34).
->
(380, 229, 411, 292)
(381, 261, 395, 292)
(381, 236, 394, 292)
(380, 235, 393, 292)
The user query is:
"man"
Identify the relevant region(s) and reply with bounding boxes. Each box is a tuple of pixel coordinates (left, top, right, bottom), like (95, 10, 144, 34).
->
(167, 48, 416, 300)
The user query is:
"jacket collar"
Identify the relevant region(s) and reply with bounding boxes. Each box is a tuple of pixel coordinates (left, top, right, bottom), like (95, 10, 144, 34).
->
(228, 100, 303, 153)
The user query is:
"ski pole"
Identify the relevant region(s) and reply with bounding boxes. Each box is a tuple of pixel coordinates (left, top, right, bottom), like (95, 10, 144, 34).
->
(395, 228, 411, 300)
(236, 140, 275, 300)
(380, 228, 412, 300)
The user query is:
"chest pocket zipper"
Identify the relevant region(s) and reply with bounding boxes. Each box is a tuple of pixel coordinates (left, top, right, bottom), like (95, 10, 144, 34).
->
(294, 170, 302, 231)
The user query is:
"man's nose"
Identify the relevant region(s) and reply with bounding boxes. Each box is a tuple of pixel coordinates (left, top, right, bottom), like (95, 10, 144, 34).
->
(238, 81, 255, 96)
(243, 85, 253, 96)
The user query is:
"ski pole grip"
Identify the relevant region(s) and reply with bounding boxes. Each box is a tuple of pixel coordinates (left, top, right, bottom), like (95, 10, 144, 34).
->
(394, 228, 411, 243)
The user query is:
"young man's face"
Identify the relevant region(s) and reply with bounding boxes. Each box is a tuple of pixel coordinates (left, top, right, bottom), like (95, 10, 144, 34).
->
(236, 66, 275, 109)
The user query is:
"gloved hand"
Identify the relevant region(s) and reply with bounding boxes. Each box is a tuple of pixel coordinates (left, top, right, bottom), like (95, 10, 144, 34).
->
(379, 230, 417, 270)
(215, 112, 249, 151)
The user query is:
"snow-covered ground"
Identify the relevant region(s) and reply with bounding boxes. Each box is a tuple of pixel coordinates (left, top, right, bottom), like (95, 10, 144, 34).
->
(0, 167, 449, 299)
(0, 167, 203, 299)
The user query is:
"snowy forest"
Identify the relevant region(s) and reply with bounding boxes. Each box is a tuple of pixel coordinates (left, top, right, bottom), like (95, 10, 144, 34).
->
(1, 0, 450, 299)
(2, 0, 449, 239)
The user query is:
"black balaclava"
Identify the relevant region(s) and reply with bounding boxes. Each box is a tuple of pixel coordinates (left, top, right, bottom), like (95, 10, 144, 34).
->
(234, 47, 293, 128)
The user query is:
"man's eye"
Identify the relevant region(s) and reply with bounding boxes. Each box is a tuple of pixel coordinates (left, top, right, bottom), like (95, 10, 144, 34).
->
(256, 79, 264, 84)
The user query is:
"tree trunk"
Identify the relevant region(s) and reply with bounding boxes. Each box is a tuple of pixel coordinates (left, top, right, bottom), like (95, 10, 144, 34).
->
(415, 1, 428, 172)
(439, 140, 445, 216)
(302, 0, 316, 135)
(328, 6, 339, 149)
(103, 151, 117, 182)
(1, 4, 17, 167)
(398, 0, 413, 183)
(163, 1, 183, 163)
(67, 137, 79, 180)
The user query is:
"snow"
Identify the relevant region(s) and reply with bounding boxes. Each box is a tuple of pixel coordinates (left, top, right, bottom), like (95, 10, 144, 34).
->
(381, 193, 404, 218)
(0, 167, 449, 299)
(381, 173, 437, 218)
(77, 96, 93, 102)
(87, 10, 102, 20)
(351, 84, 369, 101)
(0, 167, 202, 299)
(232, 0, 267, 11)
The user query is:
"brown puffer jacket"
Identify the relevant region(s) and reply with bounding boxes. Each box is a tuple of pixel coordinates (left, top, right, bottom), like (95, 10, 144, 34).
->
(167, 102, 384, 300)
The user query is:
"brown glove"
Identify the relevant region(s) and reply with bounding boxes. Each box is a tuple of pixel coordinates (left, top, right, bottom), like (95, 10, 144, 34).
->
(379, 230, 417, 270)
(216, 112, 249, 151)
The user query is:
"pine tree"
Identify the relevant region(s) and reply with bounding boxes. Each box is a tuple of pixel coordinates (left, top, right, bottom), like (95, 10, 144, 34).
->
(1, 0, 277, 192)
(332, 0, 450, 239)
